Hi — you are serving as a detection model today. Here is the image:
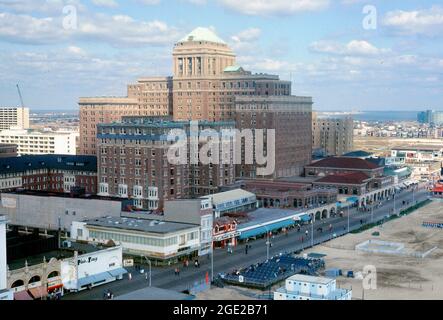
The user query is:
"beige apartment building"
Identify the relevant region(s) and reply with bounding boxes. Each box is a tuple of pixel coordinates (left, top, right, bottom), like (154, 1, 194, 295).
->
(312, 113, 354, 157)
(0, 107, 29, 130)
(79, 27, 291, 156)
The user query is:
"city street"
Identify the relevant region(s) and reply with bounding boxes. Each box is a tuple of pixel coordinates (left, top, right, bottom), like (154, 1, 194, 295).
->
(63, 186, 430, 300)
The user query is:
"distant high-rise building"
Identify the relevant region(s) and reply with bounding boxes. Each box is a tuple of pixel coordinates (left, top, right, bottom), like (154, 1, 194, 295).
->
(312, 113, 354, 157)
(417, 110, 443, 125)
(79, 27, 291, 156)
(0, 107, 29, 130)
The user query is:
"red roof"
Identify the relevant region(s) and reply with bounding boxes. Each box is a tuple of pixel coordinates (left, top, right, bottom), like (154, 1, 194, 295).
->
(314, 172, 371, 185)
(306, 157, 382, 170)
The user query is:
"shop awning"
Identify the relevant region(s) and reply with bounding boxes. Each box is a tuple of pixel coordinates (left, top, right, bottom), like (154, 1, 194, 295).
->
(238, 219, 296, 240)
(78, 271, 114, 288)
(29, 286, 48, 299)
(14, 290, 33, 301)
(108, 267, 127, 278)
(300, 214, 311, 222)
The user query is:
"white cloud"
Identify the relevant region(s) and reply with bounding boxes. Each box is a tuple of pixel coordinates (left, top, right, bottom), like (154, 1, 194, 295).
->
(0, 0, 84, 14)
(67, 46, 86, 55)
(91, 0, 118, 8)
(136, 0, 161, 5)
(383, 6, 443, 36)
(231, 28, 261, 42)
(0, 11, 183, 47)
(309, 40, 389, 56)
(218, 0, 330, 16)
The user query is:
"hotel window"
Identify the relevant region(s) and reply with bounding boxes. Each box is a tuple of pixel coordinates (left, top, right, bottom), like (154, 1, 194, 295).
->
(178, 58, 183, 75)
(197, 57, 202, 74)
(187, 57, 192, 75)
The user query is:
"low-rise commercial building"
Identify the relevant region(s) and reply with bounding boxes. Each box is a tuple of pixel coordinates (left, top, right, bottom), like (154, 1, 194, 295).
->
(61, 246, 126, 292)
(0, 191, 125, 231)
(391, 145, 443, 163)
(274, 274, 352, 300)
(71, 216, 201, 264)
(201, 189, 257, 218)
(242, 179, 337, 209)
(305, 157, 384, 178)
(164, 199, 213, 256)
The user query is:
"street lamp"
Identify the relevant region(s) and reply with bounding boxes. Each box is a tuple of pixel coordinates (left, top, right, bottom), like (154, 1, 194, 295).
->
(311, 216, 314, 248)
(263, 224, 270, 261)
(347, 205, 350, 233)
(141, 255, 151, 287)
(211, 244, 214, 283)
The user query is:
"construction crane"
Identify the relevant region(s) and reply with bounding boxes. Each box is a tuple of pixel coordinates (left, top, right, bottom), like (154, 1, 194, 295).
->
(16, 84, 25, 108)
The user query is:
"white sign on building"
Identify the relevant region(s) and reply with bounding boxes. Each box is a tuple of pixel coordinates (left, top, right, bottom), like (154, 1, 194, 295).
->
(61, 246, 126, 292)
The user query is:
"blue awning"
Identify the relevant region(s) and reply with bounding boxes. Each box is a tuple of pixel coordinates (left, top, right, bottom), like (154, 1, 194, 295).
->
(347, 197, 359, 203)
(238, 219, 296, 240)
(300, 214, 311, 222)
(108, 268, 127, 278)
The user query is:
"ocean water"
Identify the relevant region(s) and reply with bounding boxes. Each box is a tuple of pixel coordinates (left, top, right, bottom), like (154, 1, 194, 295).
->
(352, 111, 418, 122)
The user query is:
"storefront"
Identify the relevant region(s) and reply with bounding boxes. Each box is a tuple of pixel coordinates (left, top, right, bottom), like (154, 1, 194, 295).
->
(213, 217, 238, 248)
(61, 246, 127, 292)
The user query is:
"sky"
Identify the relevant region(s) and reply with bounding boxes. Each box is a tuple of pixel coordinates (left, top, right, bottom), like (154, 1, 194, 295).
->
(0, 0, 442, 112)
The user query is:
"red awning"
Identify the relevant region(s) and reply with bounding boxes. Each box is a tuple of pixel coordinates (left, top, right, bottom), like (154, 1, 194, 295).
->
(14, 290, 33, 301)
(29, 286, 48, 299)
(48, 283, 63, 291)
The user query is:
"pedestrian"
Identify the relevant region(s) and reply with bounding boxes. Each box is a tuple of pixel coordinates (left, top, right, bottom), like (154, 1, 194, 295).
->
(177, 267, 180, 276)
(245, 246, 248, 255)
(186, 259, 189, 267)
(145, 272, 148, 281)
(128, 272, 132, 281)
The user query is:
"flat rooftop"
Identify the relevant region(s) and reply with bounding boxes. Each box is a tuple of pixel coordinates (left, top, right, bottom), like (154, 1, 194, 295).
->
(201, 188, 255, 204)
(7, 241, 104, 270)
(4, 190, 126, 202)
(85, 216, 199, 234)
(287, 274, 334, 285)
(393, 145, 443, 151)
(237, 208, 307, 230)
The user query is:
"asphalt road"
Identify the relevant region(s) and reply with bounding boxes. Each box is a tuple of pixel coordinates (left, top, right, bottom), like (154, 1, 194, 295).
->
(63, 186, 430, 300)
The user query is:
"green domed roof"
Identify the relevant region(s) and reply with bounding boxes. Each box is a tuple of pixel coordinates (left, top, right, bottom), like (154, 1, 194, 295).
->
(179, 27, 226, 44)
